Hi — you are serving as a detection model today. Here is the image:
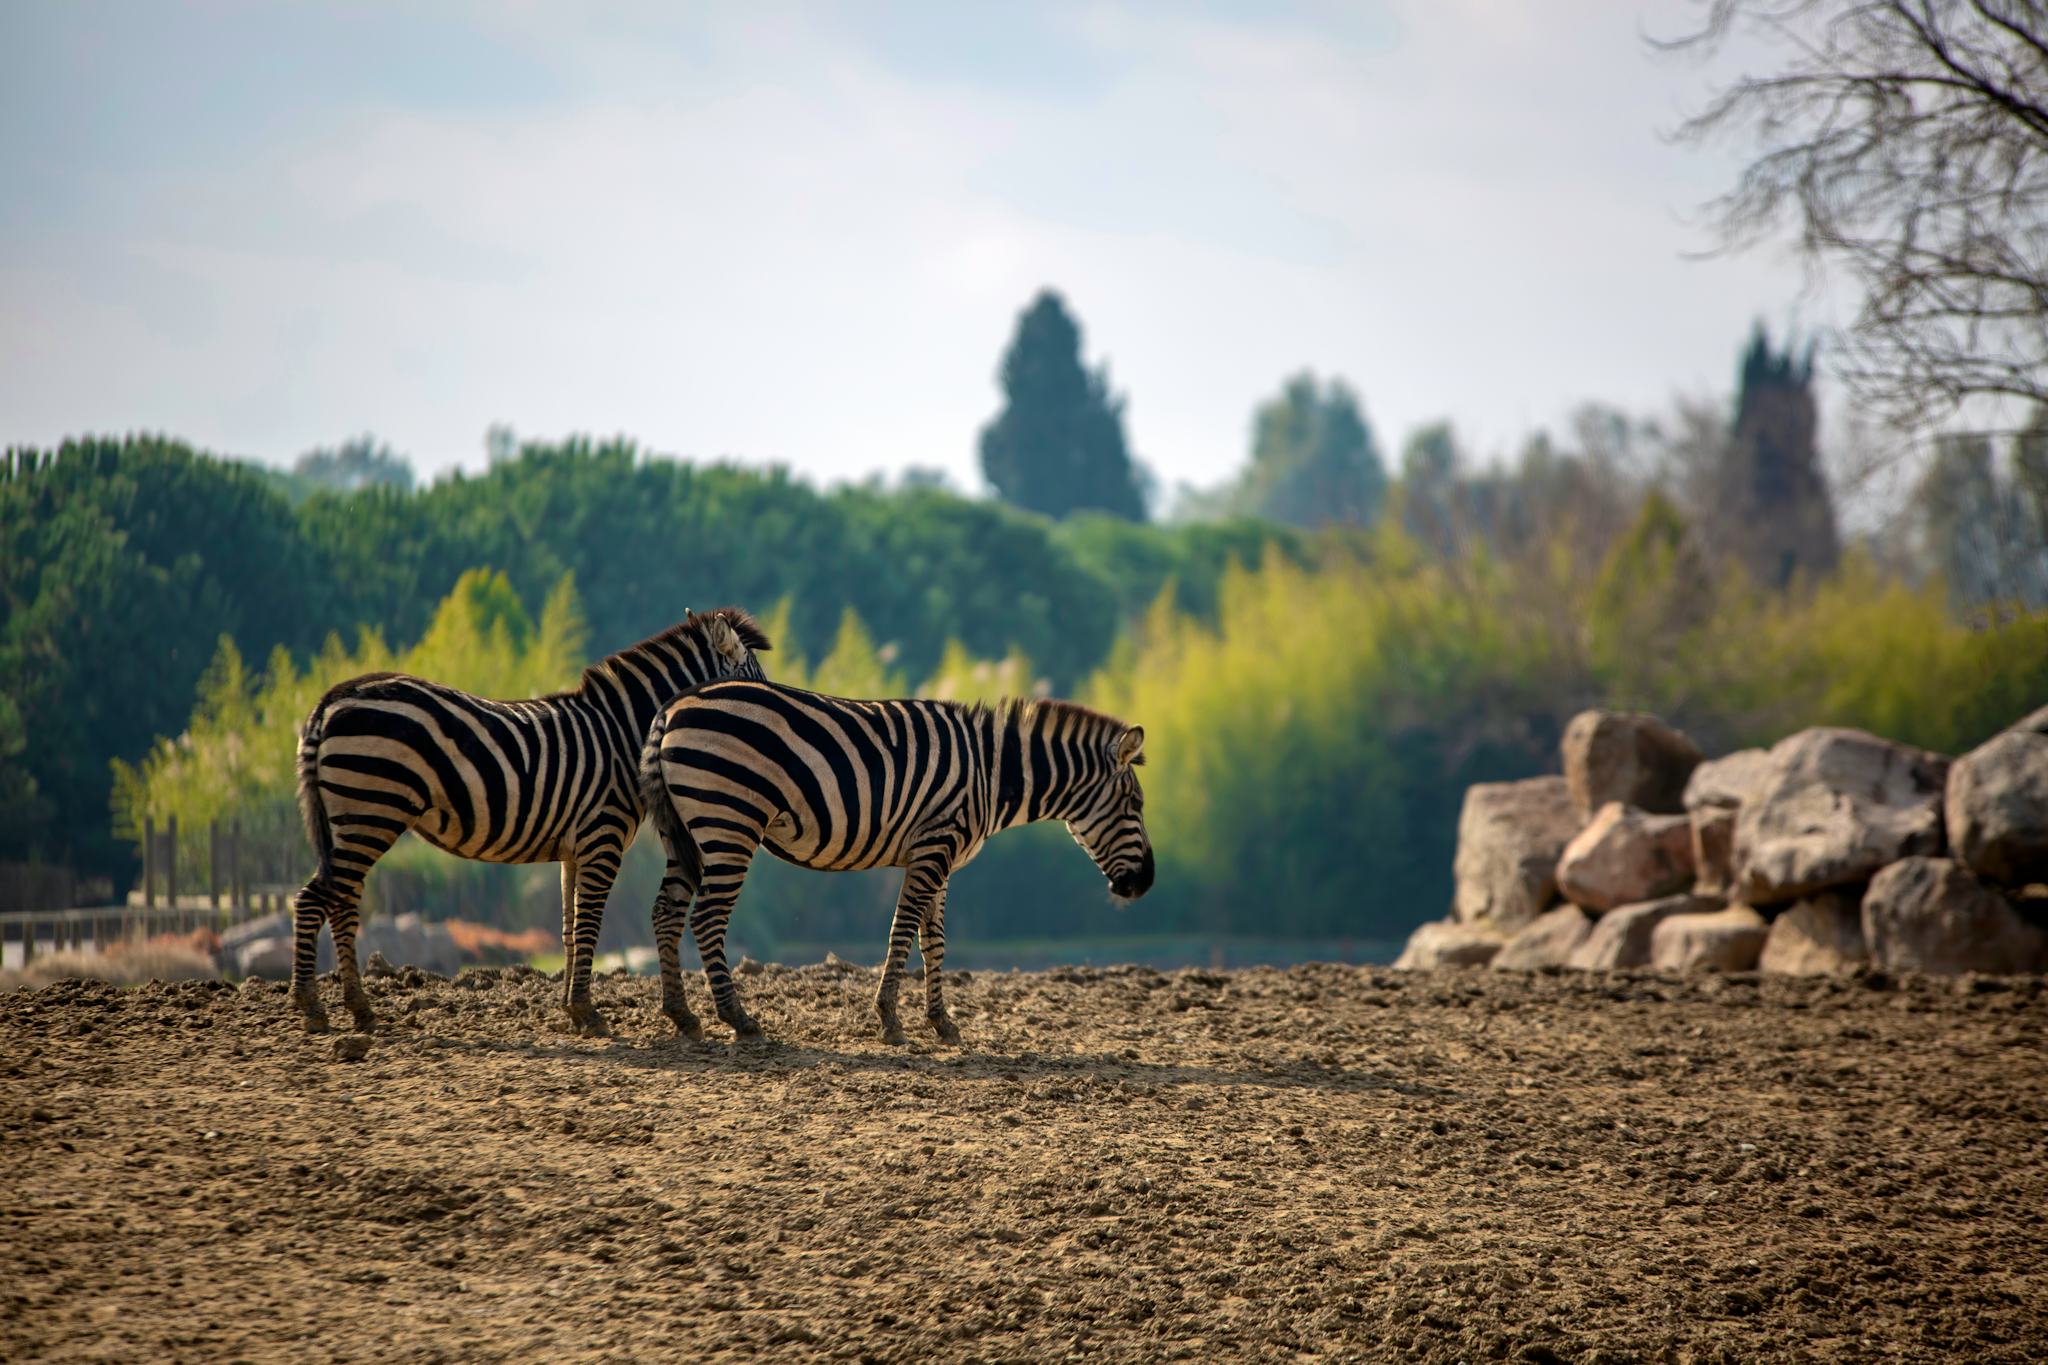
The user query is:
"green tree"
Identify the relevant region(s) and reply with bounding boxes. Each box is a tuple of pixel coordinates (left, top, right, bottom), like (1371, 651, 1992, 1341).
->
(0, 439, 334, 875)
(978, 290, 1146, 521)
(1231, 373, 1387, 529)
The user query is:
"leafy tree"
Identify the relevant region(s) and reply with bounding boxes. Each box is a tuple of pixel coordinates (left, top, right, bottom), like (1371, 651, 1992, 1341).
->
(1231, 373, 1388, 529)
(1705, 325, 1840, 587)
(978, 290, 1147, 521)
(0, 439, 333, 874)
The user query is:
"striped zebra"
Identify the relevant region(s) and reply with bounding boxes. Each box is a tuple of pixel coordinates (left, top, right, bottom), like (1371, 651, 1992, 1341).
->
(637, 679, 1153, 1043)
(290, 607, 771, 1036)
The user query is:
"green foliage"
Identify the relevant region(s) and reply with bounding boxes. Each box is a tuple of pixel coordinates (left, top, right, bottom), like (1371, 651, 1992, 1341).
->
(110, 571, 588, 912)
(978, 290, 1147, 522)
(1088, 522, 2048, 941)
(0, 438, 336, 872)
(1228, 373, 1387, 529)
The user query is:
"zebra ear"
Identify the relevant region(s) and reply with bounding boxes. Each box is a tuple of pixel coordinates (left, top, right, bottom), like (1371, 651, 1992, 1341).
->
(1115, 726, 1145, 767)
(707, 614, 749, 666)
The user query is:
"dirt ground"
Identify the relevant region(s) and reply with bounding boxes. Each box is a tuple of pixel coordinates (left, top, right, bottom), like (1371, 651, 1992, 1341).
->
(4, 960, 2046, 1364)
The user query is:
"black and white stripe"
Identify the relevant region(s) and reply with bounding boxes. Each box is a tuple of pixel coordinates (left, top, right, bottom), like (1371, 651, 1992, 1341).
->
(638, 680, 1153, 1043)
(290, 608, 771, 1035)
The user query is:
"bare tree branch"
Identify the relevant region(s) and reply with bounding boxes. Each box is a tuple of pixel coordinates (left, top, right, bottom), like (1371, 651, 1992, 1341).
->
(1664, 1, 2048, 428)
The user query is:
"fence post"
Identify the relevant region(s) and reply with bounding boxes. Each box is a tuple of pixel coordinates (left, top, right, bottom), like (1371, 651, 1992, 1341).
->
(165, 815, 178, 914)
(230, 820, 245, 915)
(209, 820, 221, 916)
(144, 816, 157, 910)
(21, 917, 32, 965)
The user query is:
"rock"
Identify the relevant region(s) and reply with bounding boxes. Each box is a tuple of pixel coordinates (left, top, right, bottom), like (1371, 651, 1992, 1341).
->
(1555, 802, 1696, 912)
(1566, 895, 1722, 972)
(1734, 727, 1950, 904)
(235, 936, 293, 981)
(736, 955, 763, 976)
(332, 1035, 372, 1062)
(1691, 806, 1737, 897)
(1946, 730, 2048, 887)
(1561, 710, 1703, 821)
(1861, 857, 2048, 975)
(1451, 776, 1579, 929)
(364, 951, 397, 979)
(1649, 904, 1768, 973)
(2007, 704, 2048, 736)
(1393, 920, 1505, 970)
(1683, 749, 1771, 811)
(1759, 890, 1867, 976)
(361, 913, 464, 976)
(1491, 905, 1595, 971)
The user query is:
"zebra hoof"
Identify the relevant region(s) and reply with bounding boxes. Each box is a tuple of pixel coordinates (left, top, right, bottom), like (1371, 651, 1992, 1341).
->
(878, 1017, 908, 1045)
(722, 1009, 762, 1039)
(299, 1005, 331, 1035)
(349, 1006, 377, 1035)
(929, 1013, 961, 1045)
(664, 1008, 703, 1041)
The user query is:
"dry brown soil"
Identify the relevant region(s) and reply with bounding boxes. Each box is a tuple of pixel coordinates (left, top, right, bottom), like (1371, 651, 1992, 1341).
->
(4, 961, 2047, 1363)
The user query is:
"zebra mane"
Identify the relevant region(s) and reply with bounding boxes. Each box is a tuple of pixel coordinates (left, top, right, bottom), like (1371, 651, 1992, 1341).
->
(569, 606, 773, 696)
(994, 696, 1133, 749)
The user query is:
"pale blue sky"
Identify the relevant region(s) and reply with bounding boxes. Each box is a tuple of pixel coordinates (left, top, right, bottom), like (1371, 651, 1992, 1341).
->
(0, 1, 1841, 493)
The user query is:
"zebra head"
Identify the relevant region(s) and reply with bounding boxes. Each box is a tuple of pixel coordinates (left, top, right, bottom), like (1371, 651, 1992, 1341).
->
(1066, 724, 1154, 903)
(702, 609, 771, 684)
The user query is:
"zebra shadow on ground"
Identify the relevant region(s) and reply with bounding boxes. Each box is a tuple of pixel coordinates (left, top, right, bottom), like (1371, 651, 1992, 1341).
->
(431, 1030, 1455, 1100)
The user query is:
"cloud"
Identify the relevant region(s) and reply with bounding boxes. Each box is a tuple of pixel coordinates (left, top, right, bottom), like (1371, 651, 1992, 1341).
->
(0, 1, 1842, 487)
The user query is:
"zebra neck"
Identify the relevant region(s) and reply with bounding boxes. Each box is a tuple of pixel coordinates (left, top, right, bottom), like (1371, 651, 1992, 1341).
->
(987, 705, 1084, 832)
(583, 651, 697, 748)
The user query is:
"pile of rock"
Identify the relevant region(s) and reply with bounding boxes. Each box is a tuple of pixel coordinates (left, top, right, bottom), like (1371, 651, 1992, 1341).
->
(1394, 705, 2048, 977)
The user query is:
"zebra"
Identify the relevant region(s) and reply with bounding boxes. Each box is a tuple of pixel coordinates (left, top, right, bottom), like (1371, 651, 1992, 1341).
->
(290, 607, 772, 1037)
(637, 679, 1153, 1043)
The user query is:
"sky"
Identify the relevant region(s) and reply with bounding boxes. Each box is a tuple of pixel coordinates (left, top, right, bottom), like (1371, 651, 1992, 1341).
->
(0, 0, 1846, 497)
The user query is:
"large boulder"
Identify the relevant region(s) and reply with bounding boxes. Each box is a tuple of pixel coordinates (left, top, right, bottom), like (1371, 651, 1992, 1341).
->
(1649, 904, 1768, 974)
(362, 912, 464, 976)
(1683, 749, 1771, 811)
(1566, 894, 1722, 972)
(2007, 704, 2048, 736)
(1491, 905, 1596, 971)
(1759, 890, 1867, 976)
(1946, 729, 2048, 888)
(1555, 802, 1696, 912)
(1861, 857, 2048, 976)
(1393, 920, 1505, 970)
(1451, 776, 1579, 929)
(1691, 805, 1737, 897)
(1561, 710, 1703, 821)
(1733, 727, 1950, 904)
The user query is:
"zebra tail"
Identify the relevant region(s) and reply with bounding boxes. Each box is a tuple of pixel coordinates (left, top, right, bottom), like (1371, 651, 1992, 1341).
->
(639, 711, 703, 890)
(296, 696, 336, 884)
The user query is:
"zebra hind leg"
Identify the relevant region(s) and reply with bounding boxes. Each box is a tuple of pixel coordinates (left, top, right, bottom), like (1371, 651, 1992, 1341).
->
(290, 881, 335, 1033)
(688, 841, 762, 1038)
(652, 858, 703, 1038)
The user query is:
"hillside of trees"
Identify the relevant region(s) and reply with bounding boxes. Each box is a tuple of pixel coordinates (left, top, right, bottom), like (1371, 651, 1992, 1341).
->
(6, 317, 2047, 951)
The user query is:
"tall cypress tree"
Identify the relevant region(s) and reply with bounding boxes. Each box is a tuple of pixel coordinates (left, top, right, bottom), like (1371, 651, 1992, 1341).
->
(978, 290, 1147, 521)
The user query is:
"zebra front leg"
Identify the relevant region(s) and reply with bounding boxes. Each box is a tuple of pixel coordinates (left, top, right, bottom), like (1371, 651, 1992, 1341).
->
(563, 843, 625, 1038)
(689, 834, 762, 1038)
(877, 852, 947, 1044)
(918, 882, 960, 1045)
